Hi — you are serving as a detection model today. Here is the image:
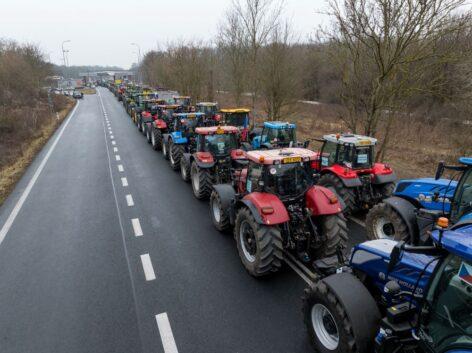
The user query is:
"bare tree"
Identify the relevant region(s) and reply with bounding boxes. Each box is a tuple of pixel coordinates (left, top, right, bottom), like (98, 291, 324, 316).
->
(324, 0, 472, 159)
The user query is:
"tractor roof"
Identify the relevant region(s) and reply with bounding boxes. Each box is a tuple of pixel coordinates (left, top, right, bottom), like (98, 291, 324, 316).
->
(220, 108, 251, 114)
(323, 133, 377, 146)
(196, 126, 239, 135)
(432, 224, 472, 261)
(196, 102, 218, 106)
(263, 121, 296, 129)
(174, 112, 205, 118)
(459, 157, 472, 166)
(158, 104, 180, 109)
(246, 148, 317, 165)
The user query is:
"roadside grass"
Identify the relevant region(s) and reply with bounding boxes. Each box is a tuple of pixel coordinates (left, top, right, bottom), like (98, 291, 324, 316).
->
(216, 93, 471, 179)
(0, 98, 75, 206)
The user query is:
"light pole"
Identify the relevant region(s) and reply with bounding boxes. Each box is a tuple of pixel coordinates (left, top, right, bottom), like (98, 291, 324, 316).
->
(62, 40, 71, 67)
(131, 43, 141, 83)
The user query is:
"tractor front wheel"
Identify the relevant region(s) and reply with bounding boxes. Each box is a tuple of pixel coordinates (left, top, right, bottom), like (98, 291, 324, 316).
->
(313, 213, 348, 259)
(191, 162, 213, 199)
(302, 273, 380, 353)
(169, 142, 184, 171)
(366, 202, 409, 241)
(318, 174, 357, 215)
(141, 121, 147, 136)
(146, 125, 152, 143)
(180, 158, 191, 182)
(234, 207, 282, 277)
(210, 191, 230, 232)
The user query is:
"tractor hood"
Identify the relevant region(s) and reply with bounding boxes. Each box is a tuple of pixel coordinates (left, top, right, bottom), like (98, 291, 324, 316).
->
(350, 239, 438, 297)
(394, 178, 457, 212)
(432, 223, 472, 261)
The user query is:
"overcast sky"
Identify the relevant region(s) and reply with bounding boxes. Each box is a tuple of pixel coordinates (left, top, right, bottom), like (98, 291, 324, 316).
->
(0, 0, 328, 69)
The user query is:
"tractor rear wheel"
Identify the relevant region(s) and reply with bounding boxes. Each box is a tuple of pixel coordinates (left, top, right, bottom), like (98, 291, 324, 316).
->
(146, 125, 152, 143)
(366, 202, 409, 241)
(152, 129, 162, 151)
(137, 117, 141, 131)
(313, 213, 348, 259)
(169, 142, 184, 171)
(234, 207, 282, 277)
(141, 121, 147, 136)
(180, 158, 191, 182)
(191, 162, 213, 199)
(318, 174, 357, 215)
(302, 273, 380, 353)
(162, 139, 169, 160)
(210, 191, 230, 232)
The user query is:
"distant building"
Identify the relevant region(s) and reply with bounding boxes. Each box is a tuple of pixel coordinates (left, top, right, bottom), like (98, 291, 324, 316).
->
(80, 71, 135, 84)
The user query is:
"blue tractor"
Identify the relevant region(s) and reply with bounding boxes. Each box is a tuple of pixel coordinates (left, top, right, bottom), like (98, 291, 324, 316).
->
(162, 112, 215, 171)
(302, 218, 472, 353)
(366, 157, 472, 244)
(249, 121, 308, 150)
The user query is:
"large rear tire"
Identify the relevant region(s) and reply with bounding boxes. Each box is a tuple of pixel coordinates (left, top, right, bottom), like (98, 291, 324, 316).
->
(146, 124, 152, 143)
(180, 158, 191, 182)
(162, 139, 169, 160)
(169, 142, 184, 171)
(234, 207, 282, 277)
(302, 273, 380, 353)
(313, 213, 348, 259)
(152, 129, 162, 151)
(318, 174, 357, 215)
(210, 191, 230, 232)
(191, 162, 213, 199)
(366, 202, 410, 241)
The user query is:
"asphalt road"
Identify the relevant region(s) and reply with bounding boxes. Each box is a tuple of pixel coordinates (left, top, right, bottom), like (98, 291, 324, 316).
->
(0, 87, 366, 353)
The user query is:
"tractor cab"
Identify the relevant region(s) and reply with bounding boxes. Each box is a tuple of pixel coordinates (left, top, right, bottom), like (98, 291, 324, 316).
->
(196, 102, 219, 119)
(195, 126, 240, 158)
(318, 133, 376, 170)
(173, 96, 192, 111)
(219, 108, 251, 141)
(251, 121, 299, 150)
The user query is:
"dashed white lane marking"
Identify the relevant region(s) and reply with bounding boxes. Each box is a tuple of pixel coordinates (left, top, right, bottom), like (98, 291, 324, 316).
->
(115, 155, 121, 161)
(108, 127, 112, 130)
(111, 140, 116, 145)
(131, 218, 143, 237)
(140, 253, 156, 281)
(109, 130, 112, 134)
(113, 147, 118, 152)
(0, 101, 80, 246)
(110, 135, 114, 139)
(118, 164, 124, 172)
(121, 177, 128, 187)
(126, 194, 134, 206)
(156, 313, 179, 353)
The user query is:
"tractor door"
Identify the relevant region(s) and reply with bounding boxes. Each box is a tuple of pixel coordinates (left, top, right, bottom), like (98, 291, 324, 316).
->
(419, 254, 472, 351)
(450, 167, 472, 223)
(319, 141, 338, 167)
(246, 162, 263, 193)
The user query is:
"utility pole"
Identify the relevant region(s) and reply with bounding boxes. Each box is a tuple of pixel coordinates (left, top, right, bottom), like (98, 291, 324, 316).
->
(62, 40, 71, 67)
(131, 43, 141, 84)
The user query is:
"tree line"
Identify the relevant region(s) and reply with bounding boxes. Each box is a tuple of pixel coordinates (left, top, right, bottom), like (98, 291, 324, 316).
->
(140, 0, 472, 160)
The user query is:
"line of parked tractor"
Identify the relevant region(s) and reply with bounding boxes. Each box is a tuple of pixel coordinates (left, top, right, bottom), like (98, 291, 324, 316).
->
(106, 81, 472, 353)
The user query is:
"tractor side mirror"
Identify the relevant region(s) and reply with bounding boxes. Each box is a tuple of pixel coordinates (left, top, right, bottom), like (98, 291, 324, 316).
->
(387, 241, 405, 273)
(303, 140, 310, 148)
(435, 161, 445, 180)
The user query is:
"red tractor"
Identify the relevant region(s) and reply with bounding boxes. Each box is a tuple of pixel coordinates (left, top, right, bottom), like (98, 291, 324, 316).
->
(149, 104, 182, 151)
(313, 133, 396, 215)
(209, 148, 348, 277)
(179, 125, 247, 199)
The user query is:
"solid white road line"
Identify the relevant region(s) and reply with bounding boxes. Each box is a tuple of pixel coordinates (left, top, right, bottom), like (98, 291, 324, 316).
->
(118, 164, 124, 172)
(115, 155, 121, 161)
(113, 147, 118, 152)
(121, 177, 128, 187)
(140, 253, 156, 281)
(131, 218, 143, 236)
(0, 101, 80, 246)
(126, 194, 134, 206)
(155, 313, 179, 353)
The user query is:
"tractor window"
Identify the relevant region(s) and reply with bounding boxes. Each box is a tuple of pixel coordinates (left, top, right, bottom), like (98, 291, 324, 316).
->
(203, 134, 238, 156)
(321, 141, 337, 167)
(266, 163, 312, 198)
(422, 255, 472, 351)
(352, 146, 373, 169)
(264, 128, 295, 146)
(225, 113, 248, 127)
(451, 168, 472, 223)
(247, 163, 263, 193)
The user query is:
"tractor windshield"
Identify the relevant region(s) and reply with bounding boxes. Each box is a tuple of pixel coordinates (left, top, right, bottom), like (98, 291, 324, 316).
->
(203, 134, 239, 156)
(264, 127, 296, 147)
(337, 145, 373, 169)
(265, 162, 312, 198)
(199, 105, 218, 115)
(225, 113, 249, 127)
(421, 255, 472, 351)
(450, 167, 472, 223)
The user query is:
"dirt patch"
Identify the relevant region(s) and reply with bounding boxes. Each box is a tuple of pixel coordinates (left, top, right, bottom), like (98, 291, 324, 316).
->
(0, 99, 75, 206)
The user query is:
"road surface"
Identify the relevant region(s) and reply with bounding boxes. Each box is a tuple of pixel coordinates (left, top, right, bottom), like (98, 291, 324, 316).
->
(0, 87, 366, 353)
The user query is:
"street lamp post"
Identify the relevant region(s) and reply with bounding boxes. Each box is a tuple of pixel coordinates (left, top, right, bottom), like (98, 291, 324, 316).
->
(131, 43, 141, 84)
(61, 40, 71, 67)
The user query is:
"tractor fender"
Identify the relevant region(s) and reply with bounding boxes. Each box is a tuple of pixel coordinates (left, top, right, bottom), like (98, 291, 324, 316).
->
(306, 186, 343, 216)
(322, 168, 362, 187)
(194, 152, 215, 168)
(372, 172, 397, 185)
(241, 192, 290, 225)
(213, 184, 236, 222)
(383, 196, 419, 241)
